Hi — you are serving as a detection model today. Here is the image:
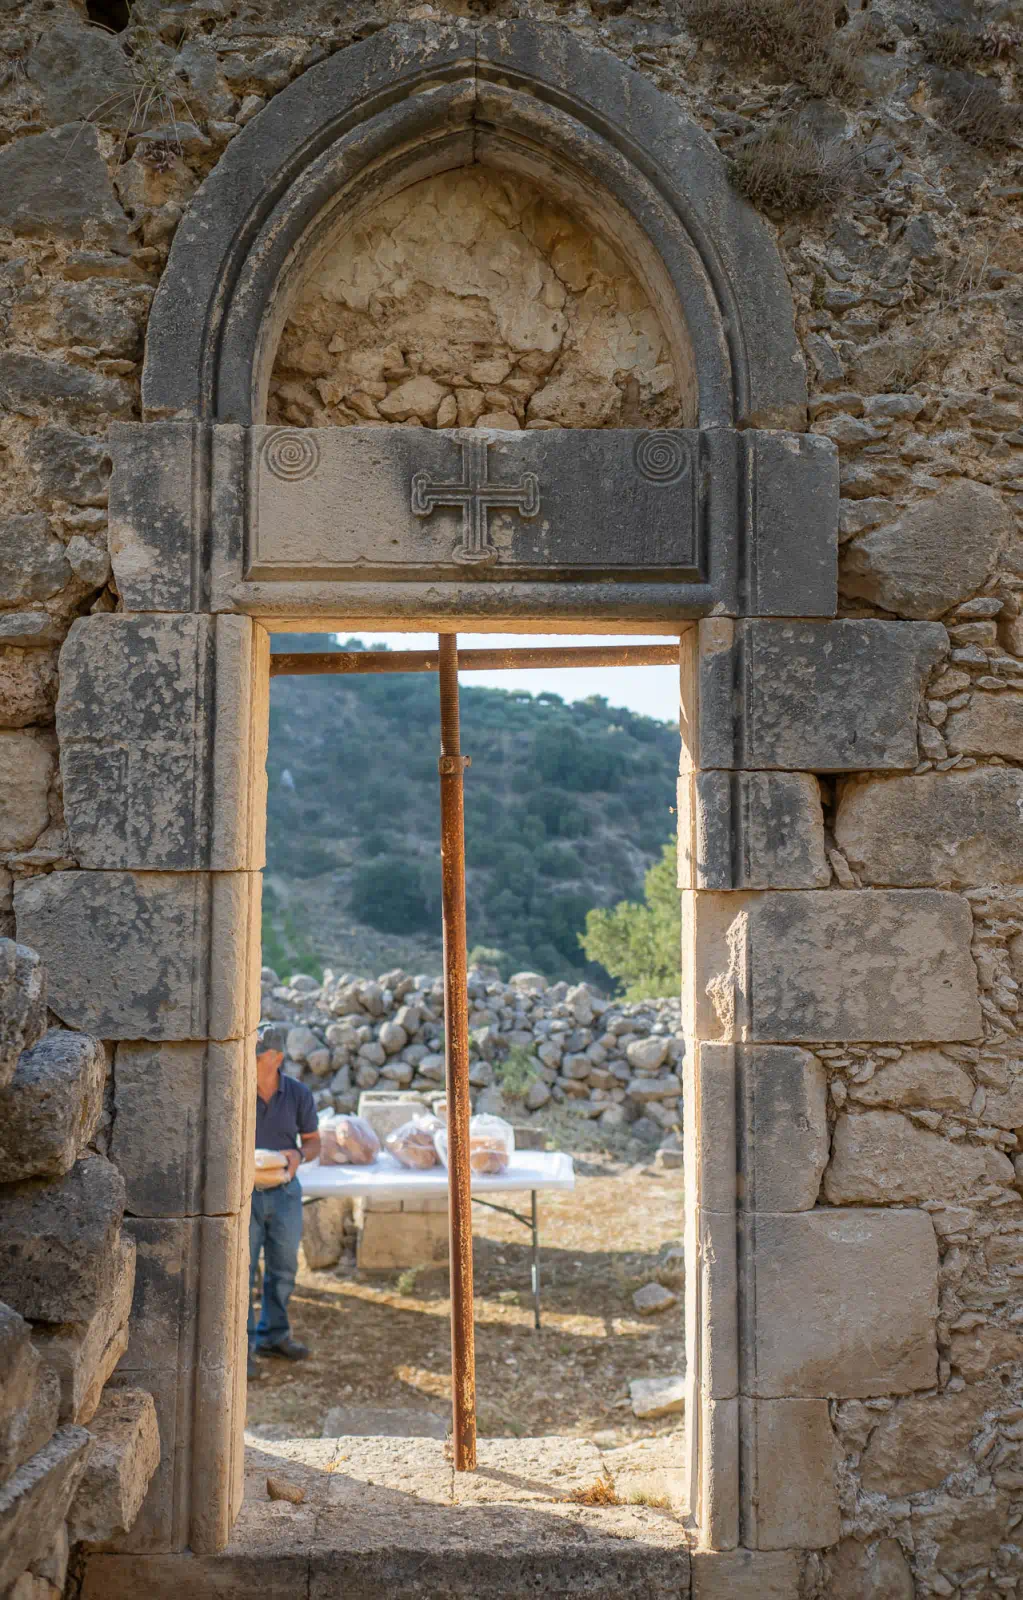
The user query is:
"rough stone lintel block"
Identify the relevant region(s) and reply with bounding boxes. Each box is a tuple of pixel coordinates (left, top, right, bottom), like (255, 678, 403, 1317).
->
(678, 771, 829, 890)
(682, 887, 982, 1044)
(112, 1038, 255, 1217)
(58, 613, 268, 872)
(739, 1397, 839, 1550)
(739, 1207, 938, 1399)
(14, 870, 262, 1041)
(683, 617, 947, 772)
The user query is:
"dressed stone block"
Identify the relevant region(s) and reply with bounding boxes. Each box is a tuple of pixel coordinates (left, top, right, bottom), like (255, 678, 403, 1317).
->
(0, 939, 46, 1090)
(691, 1550, 804, 1599)
(109, 420, 835, 624)
(738, 1046, 828, 1212)
(58, 613, 268, 871)
(684, 618, 947, 771)
(739, 1398, 839, 1549)
(740, 1208, 938, 1398)
(14, 871, 261, 1041)
(683, 889, 981, 1043)
(679, 771, 828, 890)
(112, 1038, 255, 1216)
(835, 768, 1023, 888)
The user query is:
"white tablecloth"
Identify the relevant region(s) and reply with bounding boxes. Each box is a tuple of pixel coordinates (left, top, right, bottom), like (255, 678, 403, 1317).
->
(297, 1148, 574, 1201)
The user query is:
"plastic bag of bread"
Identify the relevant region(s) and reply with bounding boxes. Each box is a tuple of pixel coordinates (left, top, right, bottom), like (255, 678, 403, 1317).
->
(434, 1113, 514, 1176)
(324, 1114, 379, 1166)
(317, 1112, 341, 1167)
(254, 1148, 290, 1189)
(386, 1114, 443, 1170)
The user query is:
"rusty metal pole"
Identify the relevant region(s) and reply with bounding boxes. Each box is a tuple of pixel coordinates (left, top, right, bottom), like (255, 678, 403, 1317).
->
(437, 632, 477, 1470)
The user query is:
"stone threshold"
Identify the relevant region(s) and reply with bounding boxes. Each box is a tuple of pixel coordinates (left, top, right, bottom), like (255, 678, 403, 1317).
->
(81, 1434, 691, 1599)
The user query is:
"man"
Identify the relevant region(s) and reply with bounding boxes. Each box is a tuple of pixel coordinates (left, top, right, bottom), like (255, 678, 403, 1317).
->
(248, 1022, 320, 1380)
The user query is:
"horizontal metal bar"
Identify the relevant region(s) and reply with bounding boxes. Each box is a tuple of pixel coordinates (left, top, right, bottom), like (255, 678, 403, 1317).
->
(270, 644, 681, 677)
(471, 1196, 533, 1230)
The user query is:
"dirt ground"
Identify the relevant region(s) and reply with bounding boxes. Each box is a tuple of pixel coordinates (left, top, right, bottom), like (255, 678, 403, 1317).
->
(245, 1144, 685, 1445)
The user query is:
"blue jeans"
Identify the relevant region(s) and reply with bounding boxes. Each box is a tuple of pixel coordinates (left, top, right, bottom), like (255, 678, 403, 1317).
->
(248, 1176, 304, 1350)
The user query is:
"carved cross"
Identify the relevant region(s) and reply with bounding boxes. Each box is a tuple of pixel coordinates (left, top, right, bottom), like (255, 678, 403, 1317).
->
(411, 435, 540, 563)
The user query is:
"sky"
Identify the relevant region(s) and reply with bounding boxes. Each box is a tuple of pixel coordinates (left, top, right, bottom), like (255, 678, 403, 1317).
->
(333, 632, 682, 724)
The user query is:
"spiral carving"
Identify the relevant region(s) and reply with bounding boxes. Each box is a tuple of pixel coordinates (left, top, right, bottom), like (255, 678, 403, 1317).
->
(634, 431, 688, 485)
(263, 429, 320, 482)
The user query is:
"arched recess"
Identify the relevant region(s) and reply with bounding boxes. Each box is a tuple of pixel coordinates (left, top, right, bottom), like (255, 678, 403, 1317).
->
(142, 19, 807, 433)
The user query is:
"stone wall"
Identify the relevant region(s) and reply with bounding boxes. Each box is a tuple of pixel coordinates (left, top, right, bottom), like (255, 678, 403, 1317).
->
(0, 938, 159, 1595)
(0, 0, 1021, 1593)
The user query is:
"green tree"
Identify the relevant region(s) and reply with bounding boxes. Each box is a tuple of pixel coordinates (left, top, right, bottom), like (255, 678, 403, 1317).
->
(579, 836, 681, 999)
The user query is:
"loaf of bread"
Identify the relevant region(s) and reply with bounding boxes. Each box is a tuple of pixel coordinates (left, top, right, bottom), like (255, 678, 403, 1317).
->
(386, 1115, 443, 1169)
(322, 1114, 379, 1166)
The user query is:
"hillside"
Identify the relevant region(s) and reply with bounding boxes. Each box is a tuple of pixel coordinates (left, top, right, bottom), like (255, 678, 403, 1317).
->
(263, 636, 680, 986)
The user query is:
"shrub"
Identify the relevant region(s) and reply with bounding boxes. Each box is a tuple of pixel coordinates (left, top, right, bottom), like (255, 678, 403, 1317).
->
(730, 123, 859, 214)
(580, 838, 681, 1000)
(496, 1045, 542, 1101)
(939, 72, 1022, 150)
(682, 0, 865, 98)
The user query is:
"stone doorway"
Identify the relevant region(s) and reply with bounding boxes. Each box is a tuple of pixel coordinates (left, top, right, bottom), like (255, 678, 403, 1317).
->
(12, 19, 969, 1593)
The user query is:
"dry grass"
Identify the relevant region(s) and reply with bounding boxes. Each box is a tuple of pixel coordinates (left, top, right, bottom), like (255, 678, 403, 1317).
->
(730, 122, 859, 214)
(567, 1474, 623, 1507)
(86, 16, 200, 153)
(682, 0, 868, 98)
(926, 22, 1022, 69)
(939, 72, 1023, 150)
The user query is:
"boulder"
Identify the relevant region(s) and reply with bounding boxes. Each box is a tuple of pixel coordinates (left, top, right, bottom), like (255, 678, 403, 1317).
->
(846, 1049, 975, 1113)
(0, 1427, 91, 1593)
(0, 1304, 60, 1487)
(300, 1197, 351, 1271)
(0, 940, 46, 1091)
(825, 1111, 1014, 1204)
(629, 1376, 686, 1419)
(945, 692, 1023, 760)
(836, 769, 1023, 887)
(0, 732, 55, 853)
(0, 1030, 106, 1183)
(0, 516, 70, 606)
(26, 22, 136, 127)
(0, 126, 130, 249)
(859, 1383, 999, 1495)
(840, 481, 1009, 619)
(26, 426, 110, 508)
(826, 1538, 913, 1600)
(32, 1235, 135, 1424)
(0, 649, 59, 730)
(626, 1036, 669, 1072)
(0, 1156, 127, 1326)
(627, 1074, 682, 1103)
(68, 1388, 160, 1545)
(285, 1025, 320, 1063)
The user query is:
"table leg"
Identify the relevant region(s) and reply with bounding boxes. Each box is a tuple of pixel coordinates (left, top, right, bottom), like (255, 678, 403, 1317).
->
(531, 1190, 541, 1331)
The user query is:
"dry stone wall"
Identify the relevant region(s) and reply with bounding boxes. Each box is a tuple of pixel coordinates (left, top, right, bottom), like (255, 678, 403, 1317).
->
(0, 0, 1020, 1593)
(260, 964, 684, 1148)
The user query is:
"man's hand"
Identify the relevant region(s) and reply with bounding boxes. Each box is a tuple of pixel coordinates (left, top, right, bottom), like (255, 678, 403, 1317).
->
(281, 1147, 301, 1181)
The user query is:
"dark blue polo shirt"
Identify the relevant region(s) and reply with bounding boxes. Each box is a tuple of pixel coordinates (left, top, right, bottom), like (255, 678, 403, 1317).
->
(256, 1072, 318, 1152)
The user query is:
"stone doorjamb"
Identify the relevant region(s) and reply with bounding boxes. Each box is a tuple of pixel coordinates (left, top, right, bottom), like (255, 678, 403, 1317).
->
(14, 21, 959, 1584)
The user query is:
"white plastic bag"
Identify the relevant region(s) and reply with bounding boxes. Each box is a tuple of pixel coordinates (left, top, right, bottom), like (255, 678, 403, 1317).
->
(434, 1113, 514, 1176)
(386, 1114, 443, 1169)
